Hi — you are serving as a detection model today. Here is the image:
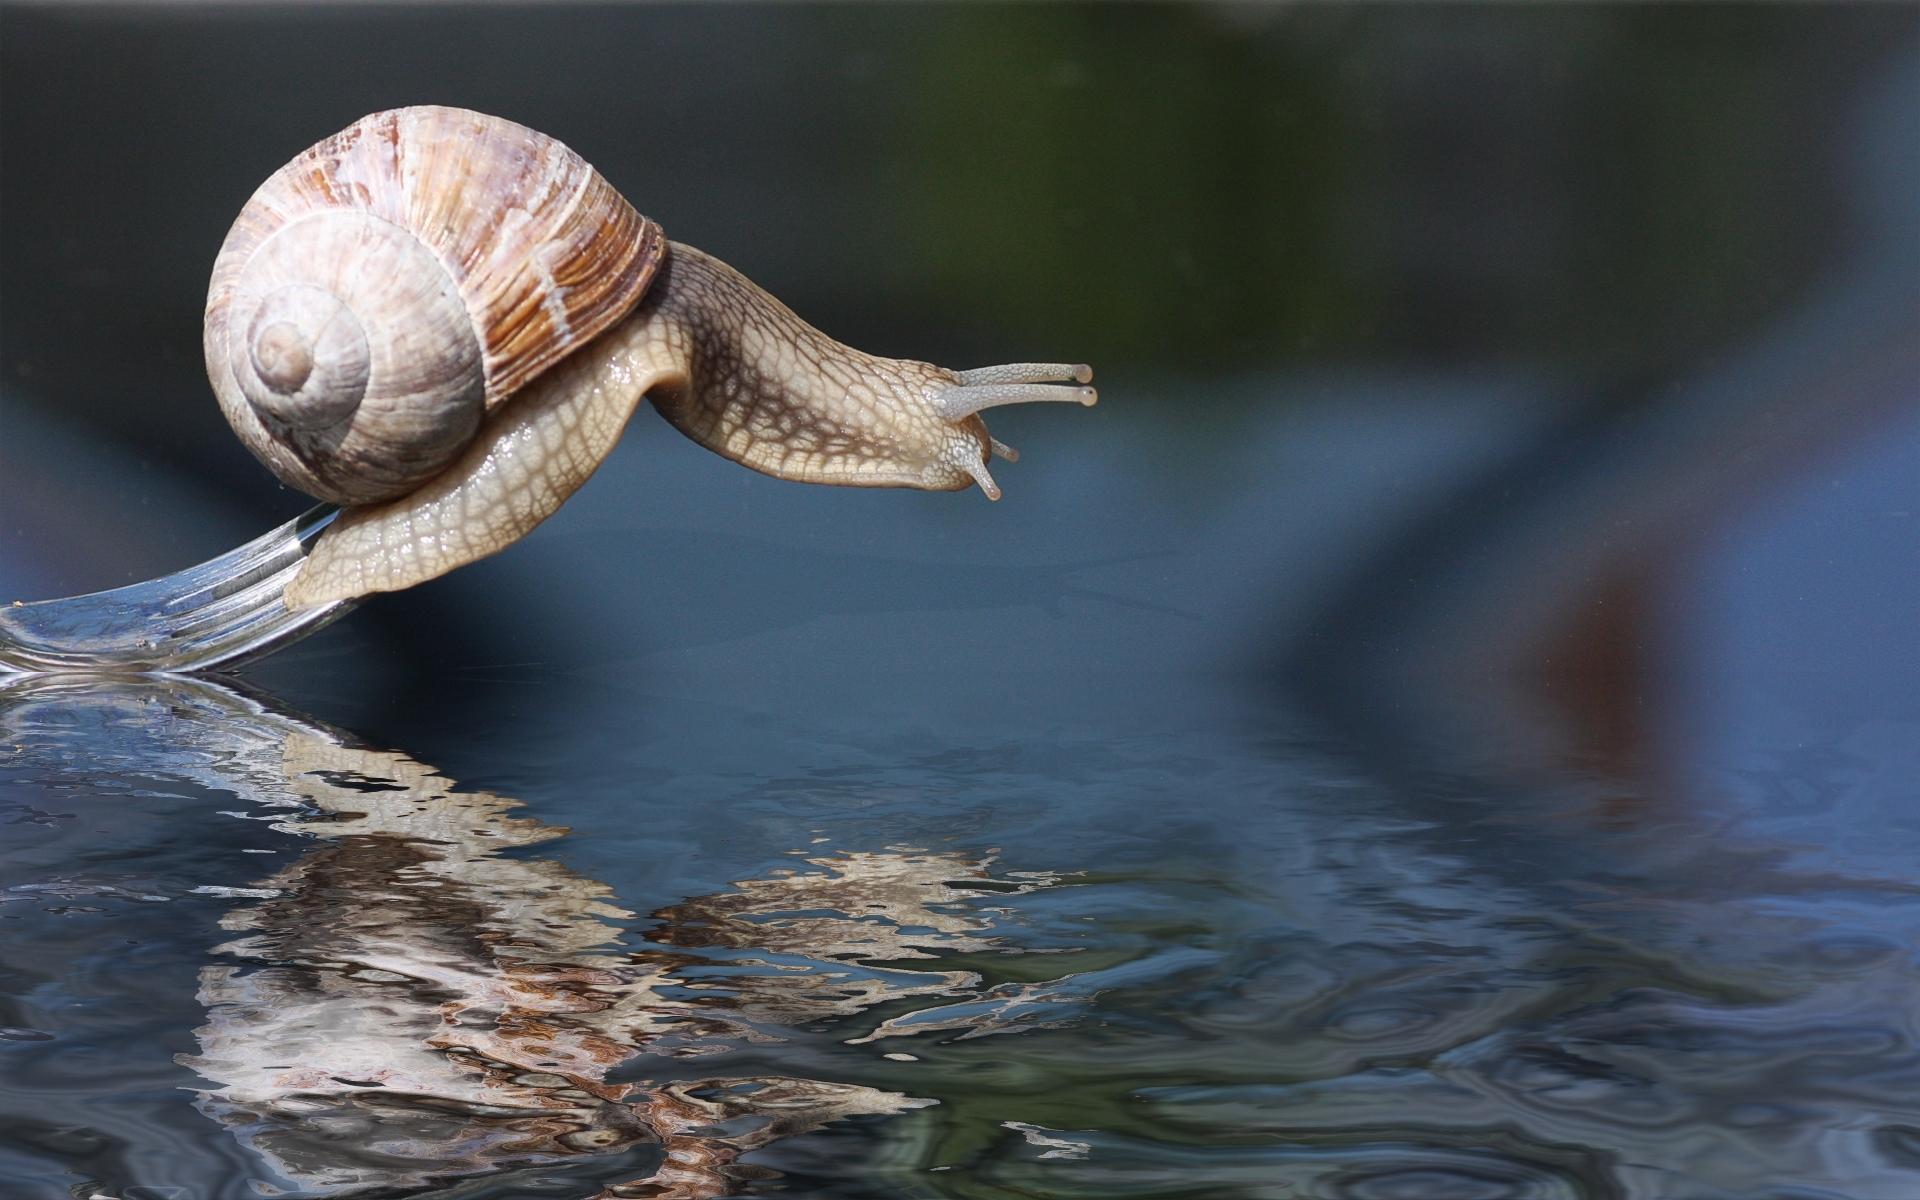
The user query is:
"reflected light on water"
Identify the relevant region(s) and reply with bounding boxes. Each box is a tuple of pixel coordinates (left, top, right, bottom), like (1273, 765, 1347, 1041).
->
(3, 668, 1917, 1198)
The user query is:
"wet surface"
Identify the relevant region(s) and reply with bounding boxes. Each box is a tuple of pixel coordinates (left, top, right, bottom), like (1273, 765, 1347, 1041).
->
(4, 5, 1919, 1198)
(3, 617, 1918, 1199)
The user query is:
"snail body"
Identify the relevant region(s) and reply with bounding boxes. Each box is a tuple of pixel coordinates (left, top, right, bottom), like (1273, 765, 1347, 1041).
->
(205, 107, 1094, 609)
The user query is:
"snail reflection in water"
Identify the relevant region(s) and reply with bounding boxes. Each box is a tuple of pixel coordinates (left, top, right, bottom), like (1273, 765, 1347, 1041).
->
(0, 676, 1076, 1196)
(188, 750, 1071, 1197)
(206, 105, 1095, 610)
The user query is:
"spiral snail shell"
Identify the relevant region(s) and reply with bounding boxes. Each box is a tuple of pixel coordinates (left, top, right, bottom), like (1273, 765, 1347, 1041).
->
(206, 107, 664, 506)
(203, 106, 1095, 610)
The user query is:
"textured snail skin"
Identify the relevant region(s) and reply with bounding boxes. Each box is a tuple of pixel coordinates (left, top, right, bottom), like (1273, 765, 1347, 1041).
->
(285, 244, 1064, 608)
(645, 246, 1002, 493)
(285, 267, 677, 609)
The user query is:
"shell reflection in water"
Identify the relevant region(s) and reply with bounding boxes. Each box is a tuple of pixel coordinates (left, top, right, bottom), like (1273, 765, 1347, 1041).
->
(0, 678, 1068, 1198)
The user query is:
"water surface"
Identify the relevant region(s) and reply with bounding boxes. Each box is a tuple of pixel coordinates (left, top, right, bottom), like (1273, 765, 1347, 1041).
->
(3, 612, 1917, 1199)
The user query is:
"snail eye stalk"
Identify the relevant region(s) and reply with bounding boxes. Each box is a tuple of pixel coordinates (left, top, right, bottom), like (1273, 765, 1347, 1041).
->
(928, 363, 1093, 500)
(956, 362, 1094, 387)
(963, 458, 1003, 501)
(932, 363, 1097, 423)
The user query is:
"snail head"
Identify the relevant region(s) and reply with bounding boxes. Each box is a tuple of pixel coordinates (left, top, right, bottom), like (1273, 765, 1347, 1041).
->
(640, 244, 1097, 502)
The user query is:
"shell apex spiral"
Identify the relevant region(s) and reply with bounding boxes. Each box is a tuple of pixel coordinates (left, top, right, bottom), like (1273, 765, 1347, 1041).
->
(205, 106, 665, 505)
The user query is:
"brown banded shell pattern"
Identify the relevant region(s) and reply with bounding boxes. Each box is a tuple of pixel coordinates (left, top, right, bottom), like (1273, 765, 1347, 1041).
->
(205, 106, 665, 506)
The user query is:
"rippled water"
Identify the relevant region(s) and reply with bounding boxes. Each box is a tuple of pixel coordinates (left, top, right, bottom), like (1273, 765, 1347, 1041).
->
(3, 648, 1916, 1198)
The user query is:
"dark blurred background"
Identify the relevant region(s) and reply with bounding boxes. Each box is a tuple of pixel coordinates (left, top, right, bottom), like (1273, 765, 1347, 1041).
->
(8, 5, 1889, 383)
(1, 4, 1915, 758)
(3, 5, 1907, 481)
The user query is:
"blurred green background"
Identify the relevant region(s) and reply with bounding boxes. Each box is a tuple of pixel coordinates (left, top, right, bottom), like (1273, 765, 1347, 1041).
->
(1, 4, 1901, 490)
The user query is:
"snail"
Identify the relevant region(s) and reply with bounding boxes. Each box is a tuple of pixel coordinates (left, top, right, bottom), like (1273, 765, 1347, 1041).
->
(205, 106, 1094, 610)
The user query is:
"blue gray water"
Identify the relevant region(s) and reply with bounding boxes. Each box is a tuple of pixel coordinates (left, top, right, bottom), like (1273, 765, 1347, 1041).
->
(4, 7, 1919, 1198)
(4, 366, 1917, 1197)
(2, 592, 1919, 1200)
